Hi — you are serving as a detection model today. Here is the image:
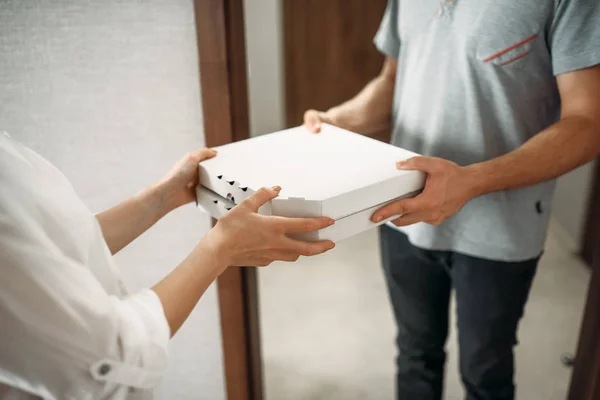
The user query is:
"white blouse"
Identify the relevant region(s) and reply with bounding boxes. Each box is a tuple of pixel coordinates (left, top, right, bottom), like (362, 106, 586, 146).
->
(0, 133, 170, 400)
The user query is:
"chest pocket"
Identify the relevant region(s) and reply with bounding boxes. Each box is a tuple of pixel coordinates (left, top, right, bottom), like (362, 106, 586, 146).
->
(473, 2, 548, 69)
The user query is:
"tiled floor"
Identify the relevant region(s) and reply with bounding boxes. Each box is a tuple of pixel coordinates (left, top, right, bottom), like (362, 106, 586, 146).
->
(259, 223, 591, 400)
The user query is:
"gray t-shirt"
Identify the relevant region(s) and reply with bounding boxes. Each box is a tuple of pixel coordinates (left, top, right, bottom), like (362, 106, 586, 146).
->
(374, 0, 600, 261)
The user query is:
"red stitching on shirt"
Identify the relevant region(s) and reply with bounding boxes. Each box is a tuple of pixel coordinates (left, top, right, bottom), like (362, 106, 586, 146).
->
(499, 51, 530, 66)
(483, 34, 538, 63)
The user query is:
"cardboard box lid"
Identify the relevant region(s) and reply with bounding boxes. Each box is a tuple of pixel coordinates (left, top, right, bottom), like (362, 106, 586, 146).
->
(198, 124, 425, 220)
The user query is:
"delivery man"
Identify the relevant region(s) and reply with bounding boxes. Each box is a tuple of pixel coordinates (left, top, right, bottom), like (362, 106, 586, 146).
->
(304, 0, 600, 399)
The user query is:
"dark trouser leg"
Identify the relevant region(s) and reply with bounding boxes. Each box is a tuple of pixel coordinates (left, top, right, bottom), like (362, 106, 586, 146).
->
(451, 252, 539, 400)
(379, 226, 452, 400)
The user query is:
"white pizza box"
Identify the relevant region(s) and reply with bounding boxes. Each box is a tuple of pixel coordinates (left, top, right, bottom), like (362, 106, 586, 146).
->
(196, 124, 425, 242)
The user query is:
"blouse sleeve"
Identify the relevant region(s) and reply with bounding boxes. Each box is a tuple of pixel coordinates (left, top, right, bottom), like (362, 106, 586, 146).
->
(0, 208, 170, 398)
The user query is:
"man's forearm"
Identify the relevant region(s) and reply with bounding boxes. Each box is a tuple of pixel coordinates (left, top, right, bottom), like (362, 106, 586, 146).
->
(466, 116, 600, 196)
(96, 183, 175, 254)
(324, 58, 396, 136)
(327, 75, 395, 136)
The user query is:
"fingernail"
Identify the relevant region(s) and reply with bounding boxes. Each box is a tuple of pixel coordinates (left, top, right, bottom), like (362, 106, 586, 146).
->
(374, 215, 384, 222)
(328, 218, 335, 226)
(328, 242, 336, 249)
(396, 161, 406, 169)
(272, 186, 281, 192)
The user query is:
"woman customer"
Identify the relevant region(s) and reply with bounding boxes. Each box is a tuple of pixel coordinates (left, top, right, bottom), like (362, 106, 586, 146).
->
(0, 132, 335, 399)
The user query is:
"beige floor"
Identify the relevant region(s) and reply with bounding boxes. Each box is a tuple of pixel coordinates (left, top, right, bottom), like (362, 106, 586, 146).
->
(258, 223, 591, 400)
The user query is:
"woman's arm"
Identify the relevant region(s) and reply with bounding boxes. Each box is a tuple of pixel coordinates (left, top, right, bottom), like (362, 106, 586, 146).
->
(97, 147, 338, 335)
(0, 187, 334, 396)
(96, 148, 217, 254)
(153, 186, 335, 335)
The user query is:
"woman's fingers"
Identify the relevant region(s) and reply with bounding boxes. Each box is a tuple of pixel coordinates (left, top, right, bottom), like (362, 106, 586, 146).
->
(217, 187, 338, 267)
(271, 216, 335, 233)
(269, 250, 301, 263)
(280, 237, 336, 257)
(240, 186, 281, 212)
(191, 147, 218, 163)
(231, 251, 301, 267)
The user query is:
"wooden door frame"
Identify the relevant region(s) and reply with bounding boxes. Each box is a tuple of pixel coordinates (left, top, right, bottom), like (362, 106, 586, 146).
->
(582, 160, 600, 268)
(569, 239, 600, 399)
(194, 1, 263, 400)
(570, 162, 600, 399)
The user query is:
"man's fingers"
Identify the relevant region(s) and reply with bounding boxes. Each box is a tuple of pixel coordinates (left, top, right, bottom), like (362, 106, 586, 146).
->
(241, 186, 281, 212)
(282, 237, 336, 257)
(390, 211, 431, 227)
(303, 110, 321, 133)
(371, 198, 419, 222)
(396, 156, 438, 173)
(303, 109, 329, 133)
(273, 216, 335, 234)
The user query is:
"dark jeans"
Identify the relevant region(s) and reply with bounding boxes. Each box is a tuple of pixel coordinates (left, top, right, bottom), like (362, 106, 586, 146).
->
(379, 225, 539, 400)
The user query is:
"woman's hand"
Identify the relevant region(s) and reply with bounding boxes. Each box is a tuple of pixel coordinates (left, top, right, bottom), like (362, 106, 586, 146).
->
(157, 147, 218, 212)
(154, 186, 335, 336)
(204, 186, 336, 267)
(97, 148, 216, 254)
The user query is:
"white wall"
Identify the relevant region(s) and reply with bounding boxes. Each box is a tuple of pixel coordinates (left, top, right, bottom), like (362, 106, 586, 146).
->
(243, 0, 285, 137)
(552, 161, 596, 249)
(0, 1, 225, 399)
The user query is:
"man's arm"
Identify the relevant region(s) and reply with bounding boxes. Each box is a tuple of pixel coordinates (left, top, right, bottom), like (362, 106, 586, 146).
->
(468, 65, 600, 193)
(96, 148, 216, 254)
(304, 57, 397, 137)
(372, 65, 600, 226)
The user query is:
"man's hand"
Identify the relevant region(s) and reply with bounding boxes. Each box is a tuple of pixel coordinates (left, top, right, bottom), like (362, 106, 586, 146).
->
(371, 157, 481, 227)
(157, 147, 217, 211)
(304, 109, 336, 133)
(302, 57, 397, 136)
(206, 186, 336, 267)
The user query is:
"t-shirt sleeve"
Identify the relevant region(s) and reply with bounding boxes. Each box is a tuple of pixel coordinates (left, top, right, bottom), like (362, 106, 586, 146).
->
(549, 0, 600, 75)
(373, 0, 400, 59)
